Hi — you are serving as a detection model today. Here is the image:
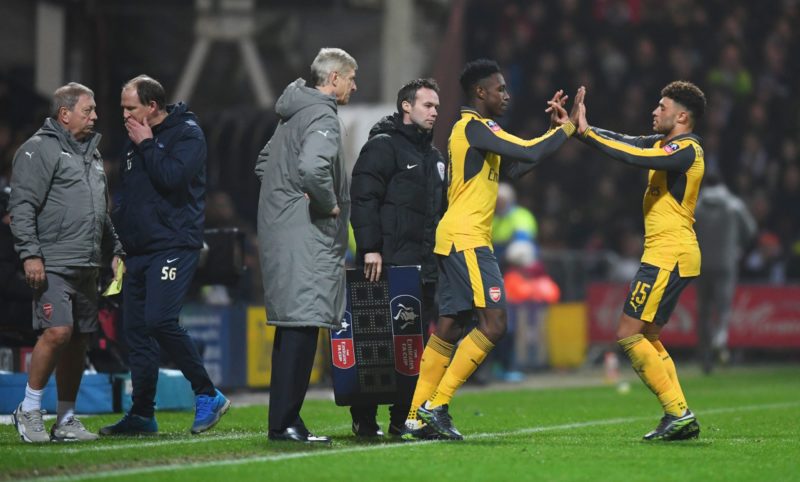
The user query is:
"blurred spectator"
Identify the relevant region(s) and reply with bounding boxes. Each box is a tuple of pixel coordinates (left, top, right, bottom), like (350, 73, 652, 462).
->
(0, 186, 33, 342)
(202, 190, 261, 303)
(492, 182, 538, 271)
(694, 171, 757, 373)
(607, 228, 644, 282)
(706, 43, 753, 98)
(743, 232, 785, 284)
(499, 239, 560, 382)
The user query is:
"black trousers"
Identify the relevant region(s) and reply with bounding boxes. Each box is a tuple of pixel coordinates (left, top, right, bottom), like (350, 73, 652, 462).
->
(124, 250, 215, 418)
(268, 325, 320, 432)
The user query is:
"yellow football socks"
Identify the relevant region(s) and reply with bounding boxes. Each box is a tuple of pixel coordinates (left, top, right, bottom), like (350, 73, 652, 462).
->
(646, 334, 688, 412)
(429, 329, 494, 408)
(407, 334, 454, 422)
(619, 334, 686, 416)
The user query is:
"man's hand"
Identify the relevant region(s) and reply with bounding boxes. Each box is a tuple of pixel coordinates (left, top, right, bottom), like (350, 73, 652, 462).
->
(125, 115, 153, 145)
(570, 86, 588, 134)
(305, 192, 340, 217)
(363, 252, 382, 282)
(23, 257, 45, 290)
(112, 255, 124, 278)
(545, 89, 569, 127)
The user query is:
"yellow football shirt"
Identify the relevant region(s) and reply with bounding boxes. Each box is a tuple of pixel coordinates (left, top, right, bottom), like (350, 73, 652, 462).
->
(435, 107, 574, 254)
(582, 128, 705, 276)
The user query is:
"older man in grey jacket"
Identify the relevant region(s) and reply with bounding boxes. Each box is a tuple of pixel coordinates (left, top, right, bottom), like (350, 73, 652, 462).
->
(256, 48, 357, 443)
(9, 82, 124, 443)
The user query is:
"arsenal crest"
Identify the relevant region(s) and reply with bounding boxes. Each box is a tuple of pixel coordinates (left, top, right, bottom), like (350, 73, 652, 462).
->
(489, 287, 502, 303)
(42, 303, 53, 320)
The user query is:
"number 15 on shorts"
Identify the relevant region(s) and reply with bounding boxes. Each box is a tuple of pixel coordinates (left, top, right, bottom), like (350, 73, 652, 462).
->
(629, 281, 651, 311)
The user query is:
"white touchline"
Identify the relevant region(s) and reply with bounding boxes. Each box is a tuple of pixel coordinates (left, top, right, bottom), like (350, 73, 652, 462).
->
(23, 401, 800, 482)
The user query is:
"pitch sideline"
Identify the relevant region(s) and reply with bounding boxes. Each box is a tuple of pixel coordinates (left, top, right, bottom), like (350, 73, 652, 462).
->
(22, 401, 800, 482)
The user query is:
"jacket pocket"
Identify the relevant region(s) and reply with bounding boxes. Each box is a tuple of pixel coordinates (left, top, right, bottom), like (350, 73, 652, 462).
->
(39, 209, 66, 245)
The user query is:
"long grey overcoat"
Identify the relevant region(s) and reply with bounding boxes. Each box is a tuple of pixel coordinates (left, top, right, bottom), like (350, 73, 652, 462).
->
(255, 79, 350, 328)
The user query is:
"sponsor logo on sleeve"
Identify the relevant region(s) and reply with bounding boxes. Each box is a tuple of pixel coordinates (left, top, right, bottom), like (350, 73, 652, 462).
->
(663, 142, 680, 154)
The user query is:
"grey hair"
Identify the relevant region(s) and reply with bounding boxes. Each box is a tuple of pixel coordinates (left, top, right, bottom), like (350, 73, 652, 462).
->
(309, 48, 358, 87)
(51, 82, 94, 118)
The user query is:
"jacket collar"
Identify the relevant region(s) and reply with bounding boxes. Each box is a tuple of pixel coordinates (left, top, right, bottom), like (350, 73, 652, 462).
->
(41, 117, 101, 156)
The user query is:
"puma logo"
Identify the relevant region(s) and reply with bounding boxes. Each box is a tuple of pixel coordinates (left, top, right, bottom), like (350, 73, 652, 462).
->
(25, 151, 33, 158)
(315, 130, 330, 137)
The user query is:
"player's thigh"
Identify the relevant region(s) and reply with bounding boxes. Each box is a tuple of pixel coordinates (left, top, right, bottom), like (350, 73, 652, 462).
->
(436, 250, 474, 316)
(71, 268, 99, 334)
(144, 249, 200, 324)
(472, 246, 506, 310)
(437, 246, 505, 313)
(623, 262, 694, 326)
(32, 271, 75, 331)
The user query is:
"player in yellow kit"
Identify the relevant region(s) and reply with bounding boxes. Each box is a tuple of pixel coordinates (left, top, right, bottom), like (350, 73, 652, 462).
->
(404, 59, 578, 440)
(572, 81, 707, 441)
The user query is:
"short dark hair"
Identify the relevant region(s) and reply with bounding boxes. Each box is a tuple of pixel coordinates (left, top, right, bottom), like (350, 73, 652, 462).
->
(661, 81, 706, 125)
(459, 59, 501, 99)
(396, 78, 440, 115)
(123, 75, 167, 110)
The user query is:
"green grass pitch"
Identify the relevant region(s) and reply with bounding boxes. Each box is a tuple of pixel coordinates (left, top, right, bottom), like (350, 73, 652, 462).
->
(2, 365, 798, 481)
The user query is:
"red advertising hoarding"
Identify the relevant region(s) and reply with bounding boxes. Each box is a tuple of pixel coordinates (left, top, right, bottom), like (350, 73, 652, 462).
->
(587, 284, 800, 347)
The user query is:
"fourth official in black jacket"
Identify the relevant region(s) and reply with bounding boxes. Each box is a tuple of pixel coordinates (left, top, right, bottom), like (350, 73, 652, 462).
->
(351, 113, 445, 283)
(348, 78, 445, 437)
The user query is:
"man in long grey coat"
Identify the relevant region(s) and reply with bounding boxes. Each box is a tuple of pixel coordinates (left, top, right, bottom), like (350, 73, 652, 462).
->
(694, 170, 756, 373)
(256, 47, 357, 443)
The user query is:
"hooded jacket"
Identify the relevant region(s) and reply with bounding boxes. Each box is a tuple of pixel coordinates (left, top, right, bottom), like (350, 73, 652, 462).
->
(9, 118, 123, 268)
(114, 102, 206, 255)
(255, 78, 350, 328)
(350, 113, 446, 283)
(695, 183, 757, 272)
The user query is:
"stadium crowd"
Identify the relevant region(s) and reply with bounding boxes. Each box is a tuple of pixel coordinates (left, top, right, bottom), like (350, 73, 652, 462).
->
(463, 0, 800, 283)
(0, 0, 798, 288)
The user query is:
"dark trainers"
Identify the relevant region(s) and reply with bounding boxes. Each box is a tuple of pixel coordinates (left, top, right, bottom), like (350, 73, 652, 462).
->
(191, 389, 231, 434)
(99, 412, 158, 436)
(352, 419, 383, 437)
(399, 420, 442, 442)
(417, 402, 463, 440)
(12, 404, 50, 443)
(643, 409, 697, 441)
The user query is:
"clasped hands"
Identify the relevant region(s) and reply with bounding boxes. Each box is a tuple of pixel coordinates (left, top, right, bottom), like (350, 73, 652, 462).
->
(545, 86, 589, 134)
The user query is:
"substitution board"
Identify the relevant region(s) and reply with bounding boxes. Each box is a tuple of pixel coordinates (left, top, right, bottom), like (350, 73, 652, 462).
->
(331, 266, 424, 406)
